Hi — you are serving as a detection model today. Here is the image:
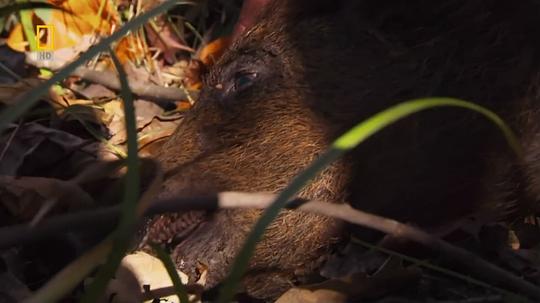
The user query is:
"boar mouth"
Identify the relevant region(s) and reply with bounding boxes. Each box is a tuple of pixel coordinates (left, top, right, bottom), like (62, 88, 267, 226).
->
(141, 204, 265, 289)
(141, 210, 207, 251)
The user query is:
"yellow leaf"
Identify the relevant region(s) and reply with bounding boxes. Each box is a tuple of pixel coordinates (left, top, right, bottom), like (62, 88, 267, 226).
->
(6, 23, 28, 52)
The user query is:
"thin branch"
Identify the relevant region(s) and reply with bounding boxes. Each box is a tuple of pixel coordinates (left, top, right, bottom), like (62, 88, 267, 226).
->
(71, 67, 199, 102)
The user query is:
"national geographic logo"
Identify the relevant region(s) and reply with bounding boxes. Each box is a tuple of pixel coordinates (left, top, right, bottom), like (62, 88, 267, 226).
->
(35, 25, 54, 61)
(36, 25, 54, 50)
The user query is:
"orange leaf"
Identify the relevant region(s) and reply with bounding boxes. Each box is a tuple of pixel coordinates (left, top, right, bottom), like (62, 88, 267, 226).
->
(175, 100, 192, 111)
(6, 23, 27, 52)
(198, 36, 231, 66)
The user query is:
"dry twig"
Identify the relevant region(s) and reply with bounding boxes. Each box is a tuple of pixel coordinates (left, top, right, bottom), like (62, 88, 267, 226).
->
(71, 67, 198, 102)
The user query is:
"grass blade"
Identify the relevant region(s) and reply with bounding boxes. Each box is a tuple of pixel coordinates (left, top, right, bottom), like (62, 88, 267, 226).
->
(19, 6, 37, 51)
(151, 244, 190, 303)
(78, 49, 139, 303)
(332, 98, 521, 155)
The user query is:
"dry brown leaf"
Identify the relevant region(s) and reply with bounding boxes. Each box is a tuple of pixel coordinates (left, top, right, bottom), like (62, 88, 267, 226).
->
(102, 99, 172, 146)
(101, 99, 126, 144)
(0, 79, 45, 105)
(0, 122, 116, 177)
(0, 46, 27, 84)
(48, 87, 110, 126)
(0, 175, 93, 225)
(134, 100, 166, 129)
(76, 83, 117, 100)
(138, 119, 179, 156)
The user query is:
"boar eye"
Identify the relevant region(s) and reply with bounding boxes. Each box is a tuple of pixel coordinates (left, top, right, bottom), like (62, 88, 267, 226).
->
(233, 72, 258, 92)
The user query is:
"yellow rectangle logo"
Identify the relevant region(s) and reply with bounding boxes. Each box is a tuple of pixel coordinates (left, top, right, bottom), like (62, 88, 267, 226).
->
(36, 25, 54, 51)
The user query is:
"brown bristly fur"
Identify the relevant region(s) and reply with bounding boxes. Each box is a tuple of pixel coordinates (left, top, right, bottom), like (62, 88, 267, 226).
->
(141, 0, 540, 299)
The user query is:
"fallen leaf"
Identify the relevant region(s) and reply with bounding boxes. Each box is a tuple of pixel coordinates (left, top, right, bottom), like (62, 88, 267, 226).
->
(0, 78, 45, 105)
(0, 45, 27, 84)
(104, 251, 198, 303)
(138, 118, 180, 156)
(76, 83, 117, 100)
(198, 36, 231, 67)
(102, 99, 172, 146)
(0, 175, 93, 225)
(0, 122, 114, 177)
